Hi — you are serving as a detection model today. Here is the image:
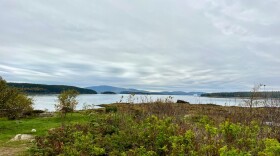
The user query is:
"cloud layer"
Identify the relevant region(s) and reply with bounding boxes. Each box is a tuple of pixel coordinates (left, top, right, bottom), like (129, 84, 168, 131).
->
(1, 0, 280, 92)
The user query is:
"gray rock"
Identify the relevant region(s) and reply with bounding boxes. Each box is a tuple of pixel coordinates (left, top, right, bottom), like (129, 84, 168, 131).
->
(10, 134, 34, 141)
(176, 100, 190, 104)
(38, 112, 54, 117)
(48, 128, 56, 132)
(264, 122, 280, 127)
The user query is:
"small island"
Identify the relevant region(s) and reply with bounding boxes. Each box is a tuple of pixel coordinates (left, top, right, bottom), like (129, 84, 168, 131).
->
(101, 91, 117, 94)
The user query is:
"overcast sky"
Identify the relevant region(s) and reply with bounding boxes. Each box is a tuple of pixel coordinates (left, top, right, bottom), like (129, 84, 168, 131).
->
(0, 0, 280, 92)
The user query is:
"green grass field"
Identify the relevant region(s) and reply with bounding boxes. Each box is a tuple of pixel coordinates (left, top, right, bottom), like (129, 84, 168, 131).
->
(0, 112, 89, 155)
(0, 112, 88, 143)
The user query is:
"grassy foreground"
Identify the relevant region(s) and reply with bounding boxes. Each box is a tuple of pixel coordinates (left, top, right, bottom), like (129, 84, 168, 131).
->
(1, 102, 280, 155)
(0, 113, 88, 142)
(0, 113, 88, 155)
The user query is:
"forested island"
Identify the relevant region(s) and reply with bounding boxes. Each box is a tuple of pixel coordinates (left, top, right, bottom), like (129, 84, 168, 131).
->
(201, 91, 280, 98)
(101, 91, 117, 94)
(7, 83, 97, 94)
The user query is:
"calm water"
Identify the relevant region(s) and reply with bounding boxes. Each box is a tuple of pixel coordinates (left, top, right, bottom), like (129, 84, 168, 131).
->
(30, 94, 245, 111)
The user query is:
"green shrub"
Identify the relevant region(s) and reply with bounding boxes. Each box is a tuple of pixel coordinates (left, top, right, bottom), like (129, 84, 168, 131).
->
(62, 132, 105, 156)
(220, 121, 242, 143)
(23, 109, 45, 117)
(258, 139, 280, 156)
(105, 106, 118, 113)
(219, 146, 251, 156)
(127, 146, 157, 156)
(0, 79, 33, 120)
(169, 130, 197, 155)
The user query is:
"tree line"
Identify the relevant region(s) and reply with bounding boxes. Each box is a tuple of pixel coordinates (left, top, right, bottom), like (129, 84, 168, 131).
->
(7, 82, 97, 94)
(201, 91, 280, 98)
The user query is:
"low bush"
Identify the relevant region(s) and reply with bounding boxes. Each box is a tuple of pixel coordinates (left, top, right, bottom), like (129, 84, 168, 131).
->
(23, 110, 45, 117)
(105, 106, 118, 113)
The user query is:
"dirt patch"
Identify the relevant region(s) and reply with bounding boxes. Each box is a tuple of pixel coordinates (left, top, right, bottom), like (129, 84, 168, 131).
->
(0, 144, 29, 156)
(0, 147, 26, 156)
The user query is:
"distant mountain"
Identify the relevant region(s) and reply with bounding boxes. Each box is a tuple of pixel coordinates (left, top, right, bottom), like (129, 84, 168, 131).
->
(120, 91, 205, 95)
(86, 85, 205, 95)
(151, 91, 205, 95)
(86, 85, 146, 94)
(8, 83, 97, 94)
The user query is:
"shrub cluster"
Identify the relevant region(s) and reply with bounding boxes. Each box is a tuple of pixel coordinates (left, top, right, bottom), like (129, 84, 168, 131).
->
(0, 79, 33, 120)
(30, 107, 280, 156)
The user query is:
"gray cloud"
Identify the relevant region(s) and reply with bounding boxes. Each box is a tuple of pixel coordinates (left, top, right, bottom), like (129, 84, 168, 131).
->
(0, 0, 280, 92)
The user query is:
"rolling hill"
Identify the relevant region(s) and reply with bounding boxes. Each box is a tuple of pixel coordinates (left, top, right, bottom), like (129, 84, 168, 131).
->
(86, 85, 147, 94)
(86, 85, 204, 95)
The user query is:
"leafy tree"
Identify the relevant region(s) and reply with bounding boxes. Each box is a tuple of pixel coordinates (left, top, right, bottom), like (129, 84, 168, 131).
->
(0, 78, 33, 120)
(55, 89, 79, 124)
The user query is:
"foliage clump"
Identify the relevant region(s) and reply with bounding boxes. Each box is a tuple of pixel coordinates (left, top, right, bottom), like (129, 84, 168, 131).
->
(55, 89, 79, 119)
(30, 103, 280, 155)
(0, 78, 33, 120)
